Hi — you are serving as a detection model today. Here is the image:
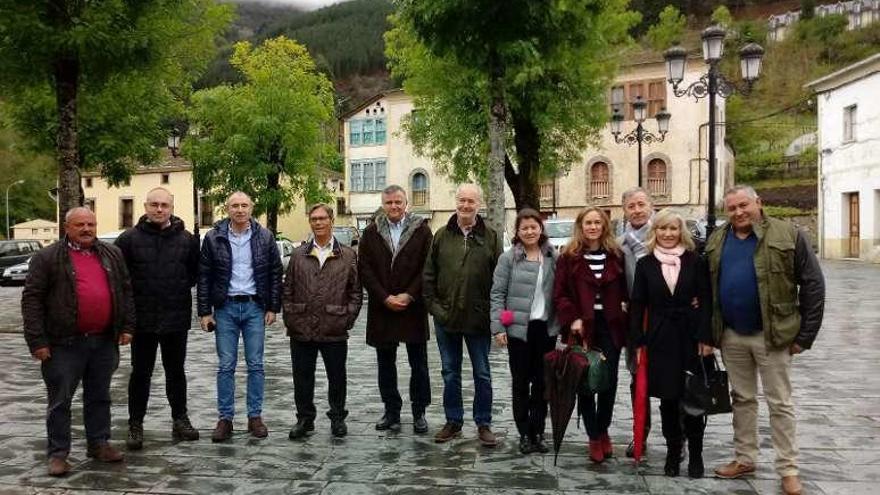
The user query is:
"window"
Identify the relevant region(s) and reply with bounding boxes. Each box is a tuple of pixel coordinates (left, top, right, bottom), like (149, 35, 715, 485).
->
(84, 177, 93, 188)
(199, 196, 214, 227)
(412, 172, 428, 206)
(610, 79, 666, 120)
(120, 198, 134, 229)
(843, 105, 857, 142)
(123, 178, 131, 187)
(590, 162, 610, 198)
(336, 197, 347, 215)
(647, 159, 668, 196)
(32, 229, 38, 235)
(349, 117, 386, 146)
(349, 159, 387, 192)
(161, 173, 170, 184)
(84, 198, 96, 216)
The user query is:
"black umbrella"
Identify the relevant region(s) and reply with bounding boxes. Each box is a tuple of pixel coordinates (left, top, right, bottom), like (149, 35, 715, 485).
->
(544, 342, 588, 465)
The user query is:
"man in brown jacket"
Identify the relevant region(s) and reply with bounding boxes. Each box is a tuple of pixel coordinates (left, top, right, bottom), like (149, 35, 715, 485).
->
(358, 185, 433, 434)
(21, 207, 135, 476)
(284, 203, 363, 439)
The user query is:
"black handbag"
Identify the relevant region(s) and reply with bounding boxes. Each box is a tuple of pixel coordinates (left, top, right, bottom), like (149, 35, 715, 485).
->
(682, 355, 732, 416)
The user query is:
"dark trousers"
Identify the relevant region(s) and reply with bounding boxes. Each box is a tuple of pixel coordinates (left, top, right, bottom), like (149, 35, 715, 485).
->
(291, 340, 348, 422)
(41, 334, 119, 458)
(128, 330, 189, 424)
(660, 398, 705, 445)
(507, 321, 555, 437)
(376, 342, 431, 418)
(577, 314, 621, 440)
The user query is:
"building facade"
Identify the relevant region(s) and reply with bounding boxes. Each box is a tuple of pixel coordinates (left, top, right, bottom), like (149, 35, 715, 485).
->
(11, 219, 58, 246)
(768, 1, 880, 42)
(342, 58, 733, 233)
(807, 53, 880, 262)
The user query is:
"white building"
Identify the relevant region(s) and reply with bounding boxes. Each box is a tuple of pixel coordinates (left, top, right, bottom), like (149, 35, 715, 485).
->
(12, 219, 59, 246)
(806, 53, 880, 262)
(768, 1, 880, 42)
(341, 56, 734, 233)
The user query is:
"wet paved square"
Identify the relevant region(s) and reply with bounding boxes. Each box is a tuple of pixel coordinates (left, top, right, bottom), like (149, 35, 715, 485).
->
(0, 260, 877, 494)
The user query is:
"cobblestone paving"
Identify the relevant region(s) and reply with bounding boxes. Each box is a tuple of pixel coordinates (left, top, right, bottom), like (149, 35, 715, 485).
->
(0, 260, 878, 494)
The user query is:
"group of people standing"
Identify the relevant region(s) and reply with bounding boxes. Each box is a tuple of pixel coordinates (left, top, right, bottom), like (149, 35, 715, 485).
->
(21, 182, 823, 495)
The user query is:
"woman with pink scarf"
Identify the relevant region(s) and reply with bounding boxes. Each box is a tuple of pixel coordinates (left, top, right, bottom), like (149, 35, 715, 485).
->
(628, 209, 714, 478)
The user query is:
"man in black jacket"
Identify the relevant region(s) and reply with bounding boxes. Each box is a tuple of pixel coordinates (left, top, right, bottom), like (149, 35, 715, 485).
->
(115, 187, 200, 450)
(198, 191, 283, 442)
(22, 207, 134, 476)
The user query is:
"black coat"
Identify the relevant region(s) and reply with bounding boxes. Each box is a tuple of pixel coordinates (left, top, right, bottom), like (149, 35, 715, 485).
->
(197, 218, 283, 316)
(115, 215, 199, 334)
(628, 250, 712, 400)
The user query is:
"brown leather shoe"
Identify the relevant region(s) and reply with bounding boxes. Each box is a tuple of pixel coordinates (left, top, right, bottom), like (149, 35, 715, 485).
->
(247, 416, 268, 438)
(433, 422, 462, 443)
(782, 475, 803, 495)
(86, 443, 124, 463)
(714, 460, 755, 479)
(211, 419, 233, 443)
(477, 426, 497, 447)
(47, 457, 71, 477)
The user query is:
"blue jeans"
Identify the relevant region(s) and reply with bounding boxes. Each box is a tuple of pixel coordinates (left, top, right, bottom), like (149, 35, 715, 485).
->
(214, 300, 265, 420)
(434, 320, 492, 426)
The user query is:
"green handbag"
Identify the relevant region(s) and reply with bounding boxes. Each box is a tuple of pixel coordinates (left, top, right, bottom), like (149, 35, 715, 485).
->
(583, 348, 611, 394)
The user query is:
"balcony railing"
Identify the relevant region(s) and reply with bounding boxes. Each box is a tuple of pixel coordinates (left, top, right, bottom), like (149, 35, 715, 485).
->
(590, 180, 610, 198)
(412, 190, 429, 207)
(648, 178, 668, 196)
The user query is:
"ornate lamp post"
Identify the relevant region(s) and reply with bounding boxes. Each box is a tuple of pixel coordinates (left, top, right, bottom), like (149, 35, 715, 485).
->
(610, 96, 671, 188)
(664, 25, 764, 238)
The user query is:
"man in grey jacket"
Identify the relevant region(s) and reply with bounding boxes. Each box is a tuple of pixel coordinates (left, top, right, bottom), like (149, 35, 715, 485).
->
(617, 187, 654, 457)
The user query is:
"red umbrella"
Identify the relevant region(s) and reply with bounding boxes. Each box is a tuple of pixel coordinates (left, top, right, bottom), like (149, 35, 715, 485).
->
(544, 337, 588, 465)
(632, 311, 649, 464)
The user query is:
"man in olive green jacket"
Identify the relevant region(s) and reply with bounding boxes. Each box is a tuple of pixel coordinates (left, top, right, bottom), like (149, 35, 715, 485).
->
(423, 184, 503, 447)
(705, 185, 824, 495)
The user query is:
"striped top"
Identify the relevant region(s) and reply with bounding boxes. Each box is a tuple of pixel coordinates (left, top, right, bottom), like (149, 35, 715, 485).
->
(583, 249, 607, 310)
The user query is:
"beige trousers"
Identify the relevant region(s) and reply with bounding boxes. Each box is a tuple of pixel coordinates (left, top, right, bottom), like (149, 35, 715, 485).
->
(721, 328, 798, 477)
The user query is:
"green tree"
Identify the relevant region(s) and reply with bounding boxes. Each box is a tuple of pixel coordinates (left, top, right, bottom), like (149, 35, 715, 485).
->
(386, 0, 639, 222)
(185, 37, 337, 235)
(646, 5, 687, 51)
(711, 5, 733, 29)
(0, 0, 232, 232)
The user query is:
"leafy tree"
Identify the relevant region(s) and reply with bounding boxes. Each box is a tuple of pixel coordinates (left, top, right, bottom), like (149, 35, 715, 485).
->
(711, 5, 733, 29)
(0, 0, 232, 232)
(386, 0, 639, 223)
(185, 37, 337, 235)
(646, 5, 687, 51)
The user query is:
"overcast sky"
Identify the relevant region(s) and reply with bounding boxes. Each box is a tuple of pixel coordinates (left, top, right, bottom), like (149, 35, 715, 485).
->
(234, 0, 348, 11)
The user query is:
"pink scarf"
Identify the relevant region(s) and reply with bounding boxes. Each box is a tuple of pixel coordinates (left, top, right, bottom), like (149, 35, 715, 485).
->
(653, 245, 685, 294)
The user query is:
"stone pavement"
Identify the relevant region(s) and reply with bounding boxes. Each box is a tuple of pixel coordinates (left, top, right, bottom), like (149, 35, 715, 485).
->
(0, 260, 878, 494)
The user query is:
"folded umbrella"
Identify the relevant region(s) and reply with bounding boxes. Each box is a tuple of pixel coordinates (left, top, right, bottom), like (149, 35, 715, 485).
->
(633, 346, 648, 463)
(544, 336, 588, 466)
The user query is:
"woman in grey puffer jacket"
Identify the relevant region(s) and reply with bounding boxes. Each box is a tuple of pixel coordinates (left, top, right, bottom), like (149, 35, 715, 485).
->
(490, 208, 560, 455)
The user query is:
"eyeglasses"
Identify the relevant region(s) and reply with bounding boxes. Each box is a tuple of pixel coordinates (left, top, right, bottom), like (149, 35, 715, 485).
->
(309, 216, 331, 223)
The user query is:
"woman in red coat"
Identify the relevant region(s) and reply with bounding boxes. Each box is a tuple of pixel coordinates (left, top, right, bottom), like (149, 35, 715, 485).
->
(553, 207, 628, 463)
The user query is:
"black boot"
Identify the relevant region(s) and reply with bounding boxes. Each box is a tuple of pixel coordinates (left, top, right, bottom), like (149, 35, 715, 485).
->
(687, 436, 704, 479)
(664, 439, 682, 477)
(518, 435, 533, 455)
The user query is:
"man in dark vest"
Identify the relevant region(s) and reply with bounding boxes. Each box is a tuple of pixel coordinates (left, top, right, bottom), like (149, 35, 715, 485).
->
(22, 207, 135, 476)
(706, 185, 825, 495)
(358, 185, 433, 434)
(115, 187, 200, 450)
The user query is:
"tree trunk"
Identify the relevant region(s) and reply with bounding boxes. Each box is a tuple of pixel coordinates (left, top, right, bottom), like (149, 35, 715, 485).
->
(511, 116, 541, 211)
(54, 53, 82, 236)
(266, 170, 280, 236)
(485, 50, 507, 234)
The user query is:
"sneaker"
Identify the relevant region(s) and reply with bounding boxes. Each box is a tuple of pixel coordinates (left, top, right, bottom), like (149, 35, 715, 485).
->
(172, 416, 199, 441)
(413, 414, 429, 434)
(331, 419, 348, 438)
(47, 456, 71, 477)
(477, 426, 497, 447)
(375, 414, 402, 432)
(247, 416, 268, 438)
(288, 420, 315, 440)
(714, 460, 756, 479)
(126, 422, 143, 451)
(211, 419, 233, 443)
(433, 422, 462, 443)
(86, 442, 124, 463)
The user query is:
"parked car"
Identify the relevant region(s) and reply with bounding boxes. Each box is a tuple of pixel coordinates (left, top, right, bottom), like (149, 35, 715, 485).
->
(0, 239, 42, 270)
(0, 257, 30, 286)
(332, 226, 360, 248)
(277, 239, 295, 271)
(544, 218, 575, 251)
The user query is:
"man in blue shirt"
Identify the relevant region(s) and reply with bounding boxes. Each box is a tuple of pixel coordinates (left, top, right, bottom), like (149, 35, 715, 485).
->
(198, 191, 283, 442)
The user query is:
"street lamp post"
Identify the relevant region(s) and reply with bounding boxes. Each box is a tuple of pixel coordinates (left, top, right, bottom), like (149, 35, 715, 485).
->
(5, 179, 25, 239)
(664, 25, 764, 239)
(610, 96, 672, 188)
